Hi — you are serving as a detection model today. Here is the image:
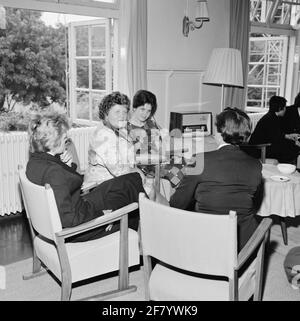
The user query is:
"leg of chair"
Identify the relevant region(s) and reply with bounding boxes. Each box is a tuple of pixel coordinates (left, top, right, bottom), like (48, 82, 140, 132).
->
(56, 237, 72, 301)
(253, 235, 267, 301)
(61, 276, 72, 301)
(118, 215, 129, 290)
(23, 249, 47, 280)
(143, 255, 152, 301)
(280, 217, 288, 245)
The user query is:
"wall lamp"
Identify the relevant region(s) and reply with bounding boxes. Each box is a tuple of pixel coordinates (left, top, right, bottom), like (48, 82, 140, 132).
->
(183, 0, 209, 37)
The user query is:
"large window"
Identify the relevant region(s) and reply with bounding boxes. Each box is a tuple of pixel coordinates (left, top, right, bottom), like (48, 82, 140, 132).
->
(247, 0, 300, 110)
(248, 35, 288, 108)
(68, 19, 115, 122)
(0, 0, 119, 123)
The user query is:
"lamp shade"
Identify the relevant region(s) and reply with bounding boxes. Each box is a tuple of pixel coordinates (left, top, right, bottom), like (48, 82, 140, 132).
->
(203, 48, 244, 87)
(195, 0, 209, 22)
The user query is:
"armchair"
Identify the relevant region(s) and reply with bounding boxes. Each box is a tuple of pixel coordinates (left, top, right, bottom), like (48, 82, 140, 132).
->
(18, 166, 140, 301)
(139, 193, 272, 301)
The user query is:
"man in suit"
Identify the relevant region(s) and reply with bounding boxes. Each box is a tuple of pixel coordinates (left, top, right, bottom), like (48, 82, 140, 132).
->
(249, 95, 300, 164)
(170, 108, 263, 252)
(281, 92, 300, 135)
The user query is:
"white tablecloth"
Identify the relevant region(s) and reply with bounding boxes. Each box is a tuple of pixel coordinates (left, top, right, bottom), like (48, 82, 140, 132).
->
(257, 164, 300, 217)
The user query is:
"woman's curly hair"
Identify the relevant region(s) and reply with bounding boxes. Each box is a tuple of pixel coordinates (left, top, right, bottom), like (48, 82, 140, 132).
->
(98, 91, 130, 120)
(28, 111, 70, 153)
(216, 107, 252, 145)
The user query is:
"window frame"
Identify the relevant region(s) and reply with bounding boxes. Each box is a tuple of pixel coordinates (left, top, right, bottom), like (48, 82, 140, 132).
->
(247, 0, 299, 112)
(68, 18, 114, 125)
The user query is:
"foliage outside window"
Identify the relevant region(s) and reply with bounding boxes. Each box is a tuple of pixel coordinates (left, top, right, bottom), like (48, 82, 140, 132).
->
(0, 8, 67, 112)
(0, 4, 116, 127)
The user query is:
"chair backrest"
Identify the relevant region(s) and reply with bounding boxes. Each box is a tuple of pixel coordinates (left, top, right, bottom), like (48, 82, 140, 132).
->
(139, 193, 238, 278)
(18, 167, 62, 241)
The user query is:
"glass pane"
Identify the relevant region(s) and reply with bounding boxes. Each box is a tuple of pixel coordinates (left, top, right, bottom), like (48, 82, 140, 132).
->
(76, 91, 90, 120)
(267, 65, 280, 85)
(92, 92, 105, 120)
(248, 87, 263, 108)
(92, 59, 105, 90)
(76, 26, 88, 56)
(250, 0, 274, 23)
(248, 64, 265, 85)
(91, 25, 106, 57)
(76, 60, 89, 88)
(266, 88, 279, 100)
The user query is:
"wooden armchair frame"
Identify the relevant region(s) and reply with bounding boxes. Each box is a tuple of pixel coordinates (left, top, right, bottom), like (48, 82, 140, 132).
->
(19, 167, 140, 301)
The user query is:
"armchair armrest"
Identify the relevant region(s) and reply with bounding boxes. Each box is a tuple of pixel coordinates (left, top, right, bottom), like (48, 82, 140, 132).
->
(236, 217, 272, 270)
(56, 202, 139, 240)
(240, 143, 272, 163)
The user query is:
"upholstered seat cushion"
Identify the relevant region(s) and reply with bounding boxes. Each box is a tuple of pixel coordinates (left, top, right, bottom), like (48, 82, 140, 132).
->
(34, 229, 140, 283)
(149, 259, 257, 301)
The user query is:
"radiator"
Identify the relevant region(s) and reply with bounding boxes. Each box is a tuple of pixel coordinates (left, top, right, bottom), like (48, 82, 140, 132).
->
(0, 127, 96, 217)
(248, 112, 266, 131)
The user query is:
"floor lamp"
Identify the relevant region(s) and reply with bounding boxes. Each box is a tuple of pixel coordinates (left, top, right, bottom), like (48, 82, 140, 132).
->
(203, 48, 244, 113)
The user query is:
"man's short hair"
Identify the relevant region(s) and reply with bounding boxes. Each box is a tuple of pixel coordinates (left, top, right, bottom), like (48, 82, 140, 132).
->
(216, 107, 251, 145)
(269, 95, 287, 113)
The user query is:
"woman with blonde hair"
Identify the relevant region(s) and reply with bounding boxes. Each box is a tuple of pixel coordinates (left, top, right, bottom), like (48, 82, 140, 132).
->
(26, 110, 146, 241)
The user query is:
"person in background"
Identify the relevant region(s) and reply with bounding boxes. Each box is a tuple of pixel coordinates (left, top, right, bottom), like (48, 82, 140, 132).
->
(249, 95, 300, 164)
(281, 92, 300, 135)
(26, 111, 146, 242)
(128, 89, 161, 177)
(170, 107, 263, 252)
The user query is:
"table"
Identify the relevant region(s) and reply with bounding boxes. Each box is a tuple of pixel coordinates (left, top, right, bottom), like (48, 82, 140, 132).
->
(257, 164, 300, 244)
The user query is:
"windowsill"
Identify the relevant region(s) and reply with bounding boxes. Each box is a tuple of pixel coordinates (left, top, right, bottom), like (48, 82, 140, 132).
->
(72, 119, 99, 127)
(245, 107, 268, 114)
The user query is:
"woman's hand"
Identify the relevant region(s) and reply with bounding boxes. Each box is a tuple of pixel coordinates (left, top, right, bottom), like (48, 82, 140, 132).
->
(60, 150, 73, 167)
(285, 133, 300, 141)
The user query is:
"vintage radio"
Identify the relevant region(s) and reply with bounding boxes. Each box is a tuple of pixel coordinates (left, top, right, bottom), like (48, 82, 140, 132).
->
(169, 111, 212, 136)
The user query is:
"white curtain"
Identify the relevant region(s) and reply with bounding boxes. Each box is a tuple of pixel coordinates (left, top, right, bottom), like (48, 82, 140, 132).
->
(118, 0, 147, 99)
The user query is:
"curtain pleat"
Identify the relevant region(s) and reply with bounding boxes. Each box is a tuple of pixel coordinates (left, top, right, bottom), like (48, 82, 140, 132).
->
(119, 0, 147, 99)
(225, 0, 250, 110)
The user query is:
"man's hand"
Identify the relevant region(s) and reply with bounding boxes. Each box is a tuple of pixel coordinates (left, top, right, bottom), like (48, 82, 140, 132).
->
(60, 150, 73, 167)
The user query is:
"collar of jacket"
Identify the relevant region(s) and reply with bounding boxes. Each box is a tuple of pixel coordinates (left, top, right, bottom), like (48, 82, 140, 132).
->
(217, 144, 240, 151)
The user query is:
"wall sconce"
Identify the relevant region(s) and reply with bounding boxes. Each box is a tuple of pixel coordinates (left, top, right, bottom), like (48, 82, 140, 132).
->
(183, 0, 209, 37)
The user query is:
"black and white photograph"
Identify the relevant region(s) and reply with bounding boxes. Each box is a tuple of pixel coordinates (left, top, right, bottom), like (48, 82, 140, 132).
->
(1, 0, 300, 305)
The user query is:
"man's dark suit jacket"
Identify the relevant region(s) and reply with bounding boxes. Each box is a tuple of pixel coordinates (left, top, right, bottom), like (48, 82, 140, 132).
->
(281, 105, 300, 134)
(249, 111, 299, 163)
(26, 152, 143, 241)
(170, 145, 263, 251)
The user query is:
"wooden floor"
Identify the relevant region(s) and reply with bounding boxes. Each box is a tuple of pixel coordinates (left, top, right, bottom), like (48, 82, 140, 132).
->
(0, 212, 33, 265)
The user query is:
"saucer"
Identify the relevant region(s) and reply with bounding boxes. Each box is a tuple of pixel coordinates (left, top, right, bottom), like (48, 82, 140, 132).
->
(270, 175, 290, 182)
